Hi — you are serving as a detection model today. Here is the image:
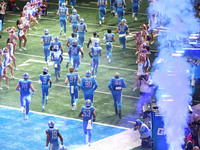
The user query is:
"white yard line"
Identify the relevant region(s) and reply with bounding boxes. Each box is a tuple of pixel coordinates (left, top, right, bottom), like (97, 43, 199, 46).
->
(0, 105, 129, 129)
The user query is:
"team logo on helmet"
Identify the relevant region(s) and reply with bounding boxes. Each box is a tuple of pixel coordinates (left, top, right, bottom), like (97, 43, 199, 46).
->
(54, 36, 59, 42)
(44, 29, 49, 35)
(73, 9, 77, 15)
(43, 67, 48, 73)
(23, 72, 29, 79)
(80, 18, 84, 24)
(48, 120, 54, 128)
(85, 99, 92, 107)
(61, 3, 66, 8)
(85, 70, 91, 77)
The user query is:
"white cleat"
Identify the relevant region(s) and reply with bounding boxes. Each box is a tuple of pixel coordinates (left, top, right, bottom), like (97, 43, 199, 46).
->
(107, 56, 109, 60)
(64, 33, 66, 37)
(133, 87, 137, 92)
(120, 45, 123, 49)
(22, 47, 27, 50)
(72, 106, 75, 111)
(36, 20, 38, 24)
(109, 59, 111, 63)
(11, 76, 15, 79)
(25, 115, 28, 120)
(15, 67, 19, 70)
(29, 28, 32, 31)
(0, 87, 2, 90)
(132, 13, 135, 18)
(73, 102, 77, 110)
(46, 61, 49, 67)
(135, 17, 138, 21)
(5, 85, 9, 89)
(19, 49, 22, 51)
(99, 21, 101, 26)
(150, 41, 154, 44)
(102, 17, 104, 23)
(115, 13, 118, 18)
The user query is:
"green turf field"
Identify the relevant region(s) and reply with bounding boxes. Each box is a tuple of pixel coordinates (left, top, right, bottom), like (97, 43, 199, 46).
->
(0, 0, 157, 129)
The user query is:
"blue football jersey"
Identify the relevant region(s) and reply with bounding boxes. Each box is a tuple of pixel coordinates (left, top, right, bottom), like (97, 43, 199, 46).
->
(46, 128, 59, 143)
(80, 77, 98, 94)
(77, 24, 87, 35)
(70, 14, 79, 24)
(50, 41, 62, 52)
(108, 78, 126, 91)
(19, 80, 32, 96)
(118, 24, 128, 34)
(51, 51, 61, 61)
(81, 106, 95, 121)
(66, 72, 79, 86)
(132, 0, 140, 5)
(41, 35, 52, 46)
(98, 0, 107, 8)
(90, 46, 102, 59)
(115, 0, 124, 8)
(39, 74, 51, 88)
(69, 45, 81, 58)
(59, 7, 68, 19)
(105, 33, 115, 42)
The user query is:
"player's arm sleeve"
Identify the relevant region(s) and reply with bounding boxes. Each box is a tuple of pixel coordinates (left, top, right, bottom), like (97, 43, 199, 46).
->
(87, 38, 91, 48)
(122, 79, 126, 88)
(108, 79, 113, 91)
(94, 80, 98, 91)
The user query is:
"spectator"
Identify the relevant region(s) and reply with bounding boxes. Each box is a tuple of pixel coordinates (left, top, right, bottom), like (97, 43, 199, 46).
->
(0, 0, 7, 29)
(193, 146, 200, 150)
(184, 136, 194, 150)
(189, 114, 200, 147)
(40, 0, 48, 16)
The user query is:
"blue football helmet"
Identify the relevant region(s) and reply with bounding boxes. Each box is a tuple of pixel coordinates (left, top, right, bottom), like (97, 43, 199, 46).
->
(94, 40, 99, 47)
(72, 39, 78, 46)
(23, 72, 29, 79)
(80, 18, 84, 24)
(85, 99, 92, 107)
(48, 120, 54, 128)
(121, 19, 126, 24)
(86, 70, 91, 77)
(43, 67, 48, 73)
(54, 36, 59, 42)
(61, 3, 66, 8)
(72, 9, 77, 15)
(44, 29, 49, 35)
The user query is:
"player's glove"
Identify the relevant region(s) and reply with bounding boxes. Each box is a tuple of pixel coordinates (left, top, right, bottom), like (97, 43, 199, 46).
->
(81, 54, 84, 59)
(50, 45, 53, 51)
(32, 91, 35, 95)
(93, 118, 95, 122)
(89, 53, 93, 58)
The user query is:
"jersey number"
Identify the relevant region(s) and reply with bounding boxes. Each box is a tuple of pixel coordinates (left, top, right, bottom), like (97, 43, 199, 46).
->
(83, 110, 91, 117)
(52, 131, 58, 140)
(85, 81, 92, 88)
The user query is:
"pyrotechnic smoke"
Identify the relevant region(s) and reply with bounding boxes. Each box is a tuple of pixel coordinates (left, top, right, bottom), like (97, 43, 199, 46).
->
(148, 0, 199, 149)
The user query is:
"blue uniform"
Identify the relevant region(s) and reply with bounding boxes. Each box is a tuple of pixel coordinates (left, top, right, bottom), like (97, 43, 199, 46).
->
(110, 0, 116, 13)
(118, 24, 128, 53)
(70, 0, 76, 8)
(115, 0, 125, 23)
(46, 128, 60, 150)
(98, 0, 107, 21)
(41, 35, 53, 61)
(51, 51, 62, 80)
(81, 106, 95, 143)
(105, 33, 115, 60)
(70, 14, 79, 33)
(50, 41, 62, 54)
(59, 0, 65, 7)
(39, 74, 51, 106)
(108, 78, 126, 110)
(80, 77, 98, 103)
(59, 7, 68, 33)
(77, 24, 87, 48)
(90, 46, 102, 76)
(66, 72, 79, 106)
(19, 80, 33, 115)
(69, 45, 82, 70)
(67, 37, 78, 63)
(132, 0, 140, 18)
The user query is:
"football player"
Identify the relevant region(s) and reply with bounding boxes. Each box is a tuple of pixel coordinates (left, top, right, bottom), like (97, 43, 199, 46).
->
(59, 0, 67, 7)
(51, 44, 63, 81)
(130, 0, 142, 21)
(16, 73, 35, 120)
(115, 0, 126, 23)
(116, 19, 129, 54)
(50, 36, 63, 55)
(110, 0, 116, 16)
(79, 99, 96, 146)
(57, 3, 69, 36)
(65, 66, 81, 110)
(46, 121, 64, 149)
(0, 60, 9, 90)
(70, 0, 76, 9)
(66, 33, 78, 68)
(108, 72, 126, 119)
(75, 18, 87, 49)
(80, 71, 98, 103)
(88, 40, 102, 77)
(87, 32, 100, 49)
(97, 0, 107, 26)
(68, 39, 83, 72)
(103, 29, 115, 63)
(38, 67, 52, 111)
(41, 29, 53, 67)
(69, 9, 80, 34)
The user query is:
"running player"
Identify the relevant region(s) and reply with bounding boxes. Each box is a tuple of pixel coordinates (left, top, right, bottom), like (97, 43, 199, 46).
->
(38, 67, 52, 111)
(110, 0, 116, 16)
(69, 9, 80, 34)
(103, 29, 115, 63)
(87, 32, 100, 49)
(116, 19, 129, 54)
(115, 0, 126, 23)
(88, 40, 102, 77)
(57, 3, 69, 36)
(46, 121, 64, 149)
(108, 72, 126, 119)
(50, 36, 63, 55)
(68, 39, 84, 72)
(16, 72, 35, 120)
(97, 0, 107, 26)
(80, 71, 98, 103)
(41, 29, 53, 67)
(76, 18, 87, 49)
(79, 99, 96, 146)
(70, 0, 76, 9)
(130, 0, 142, 21)
(65, 66, 81, 110)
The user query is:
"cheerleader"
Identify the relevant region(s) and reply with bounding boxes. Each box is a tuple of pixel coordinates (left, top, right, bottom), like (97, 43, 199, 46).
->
(16, 19, 27, 51)
(0, 60, 9, 90)
(7, 38, 18, 70)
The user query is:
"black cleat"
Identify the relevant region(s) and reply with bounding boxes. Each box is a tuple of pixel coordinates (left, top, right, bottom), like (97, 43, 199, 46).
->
(118, 110, 121, 119)
(58, 72, 60, 78)
(66, 62, 69, 68)
(115, 108, 118, 114)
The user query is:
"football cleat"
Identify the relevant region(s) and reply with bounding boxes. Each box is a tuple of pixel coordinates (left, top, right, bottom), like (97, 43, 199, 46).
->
(0, 87, 2, 90)
(132, 13, 135, 18)
(22, 47, 27, 50)
(44, 29, 49, 35)
(25, 115, 28, 120)
(85, 70, 91, 77)
(102, 17, 104, 23)
(72, 9, 77, 15)
(73, 102, 77, 110)
(135, 17, 137, 21)
(48, 120, 54, 128)
(80, 18, 84, 24)
(133, 87, 137, 92)
(54, 36, 59, 42)
(59, 145, 67, 150)
(85, 99, 92, 107)
(22, 108, 25, 116)
(42, 106, 45, 111)
(23, 72, 29, 79)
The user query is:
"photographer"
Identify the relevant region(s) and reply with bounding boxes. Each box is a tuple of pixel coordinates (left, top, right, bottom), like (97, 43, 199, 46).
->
(189, 114, 200, 147)
(0, 0, 6, 29)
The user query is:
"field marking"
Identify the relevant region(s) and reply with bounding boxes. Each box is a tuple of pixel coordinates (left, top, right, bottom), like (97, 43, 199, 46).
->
(0, 104, 129, 129)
